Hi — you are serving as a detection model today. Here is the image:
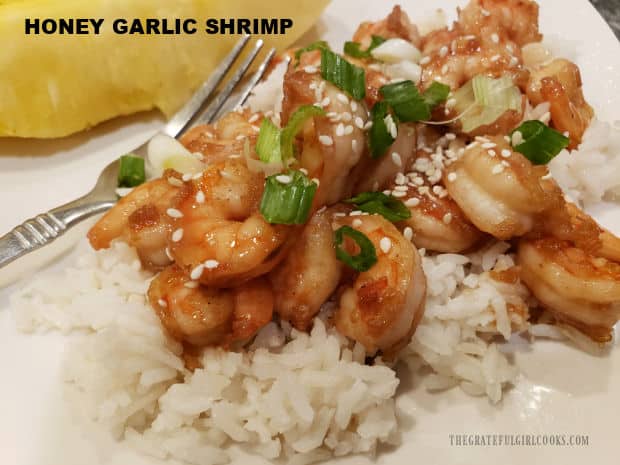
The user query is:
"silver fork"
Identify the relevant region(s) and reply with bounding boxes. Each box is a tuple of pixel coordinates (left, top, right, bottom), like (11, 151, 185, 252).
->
(0, 35, 276, 270)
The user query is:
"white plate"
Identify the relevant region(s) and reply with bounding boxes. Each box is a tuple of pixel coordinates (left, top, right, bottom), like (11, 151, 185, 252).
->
(1, 1, 620, 464)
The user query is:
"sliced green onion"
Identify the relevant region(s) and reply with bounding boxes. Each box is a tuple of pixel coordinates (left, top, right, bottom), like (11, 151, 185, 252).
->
(256, 118, 282, 163)
(295, 40, 330, 63)
(118, 154, 145, 187)
(368, 101, 396, 159)
(343, 35, 386, 59)
(511, 120, 569, 165)
(380, 80, 449, 122)
(280, 105, 325, 161)
(346, 192, 411, 222)
(320, 48, 366, 100)
(334, 226, 377, 272)
(452, 75, 522, 133)
(260, 171, 317, 224)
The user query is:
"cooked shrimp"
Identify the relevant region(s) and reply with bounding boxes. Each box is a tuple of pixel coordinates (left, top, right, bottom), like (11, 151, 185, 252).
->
(88, 171, 181, 269)
(179, 109, 262, 163)
(148, 265, 273, 346)
(352, 5, 421, 49)
(270, 206, 343, 331)
(444, 136, 555, 239)
(168, 158, 291, 287)
(281, 57, 368, 205)
(518, 237, 620, 342)
(333, 214, 426, 357)
(526, 59, 594, 147)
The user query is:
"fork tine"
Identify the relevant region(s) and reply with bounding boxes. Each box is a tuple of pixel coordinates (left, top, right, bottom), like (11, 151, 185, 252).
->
(231, 47, 278, 111)
(189, 39, 265, 127)
(162, 35, 250, 138)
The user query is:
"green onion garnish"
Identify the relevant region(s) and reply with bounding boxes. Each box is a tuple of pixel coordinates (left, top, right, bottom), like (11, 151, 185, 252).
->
(379, 80, 450, 122)
(511, 120, 569, 165)
(345, 192, 411, 222)
(280, 105, 325, 161)
(256, 118, 282, 163)
(259, 170, 317, 224)
(343, 35, 386, 59)
(295, 40, 330, 63)
(320, 48, 366, 100)
(118, 154, 145, 188)
(334, 226, 378, 272)
(452, 75, 522, 133)
(368, 101, 396, 159)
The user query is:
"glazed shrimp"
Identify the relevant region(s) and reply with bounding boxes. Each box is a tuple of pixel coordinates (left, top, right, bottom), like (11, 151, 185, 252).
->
(88, 171, 181, 270)
(179, 109, 262, 163)
(352, 5, 421, 49)
(270, 206, 343, 331)
(518, 237, 620, 342)
(333, 214, 426, 357)
(148, 265, 273, 346)
(168, 158, 291, 287)
(281, 55, 368, 206)
(526, 59, 594, 147)
(444, 136, 554, 239)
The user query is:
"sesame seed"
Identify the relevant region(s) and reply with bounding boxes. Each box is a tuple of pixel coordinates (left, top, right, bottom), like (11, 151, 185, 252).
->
(464, 35, 476, 40)
(167, 208, 183, 219)
(168, 177, 183, 187)
(511, 131, 523, 146)
(384, 115, 398, 138)
(248, 114, 260, 123)
(193, 152, 204, 161)
(304, 65, 318, 74)
(492, 164, 505, 174)
(352, 139, 358, 151)
(502, 160, 510, 167)
(447, 172, 458, 182)
(354, 117, 365, 129)
(205, 131, 214, 138)
(439, 45, 449, 57)
(299, 168, 309, 175)
(235, 134, 245, 141)
(504, 136, 511, 143)
(364, 121, 373, 130)
(391, 152, 403, 167)
(312, 178, 320, 186)
(319, 135, 333, 146)
(341, 111, 352, 122)
(491, 33, 500, 44)
(391, 190, 407, 198)
(337, 93, 349, 104)
(350, 210, 363, 216)
(182, 173, 193, 182)
(172, 228, 184, 242)
(395, 173, 407, 185)
(334, 212, 346, 217)
(344, 125, 354, 135)
(509, 56, 519, 67)
(350, 101, 358, 112)
(230, 240, 236, 248)
(420, 56, 431, 65)
(482, 142, 496, 149)
(442, 213, 453, 224)
(506, 44, 514, 53)
(445, 133, 456, 140)
(352, 219, 363, 227)
(276, 174, 292, 184)
(190, 264, 205, 280)
(196, 190, 205, 203)
(326, 111, 337, 118)
(481, 8, 491, 16)
(501, 149, 512, 158)
(383, 190, 392, 195)
(441, 64, 449, 74)
(491, 54, 501, 62)
(184, 281, 198, 289)
(394, 185, 408, 192)
(488, 150, 496, 157)
(380, 237, 392, 253)
(165, 247, 173, 261)
(251, 125, 260, 133)
(157, 299, 167, 307)
(336, 123, 345, 137)
(321, 97, 331, 107)
(432, 185, 443, 195)
(204, 259, 219, 269)
(403, 227, 413, 241)
(446, 98, 457, 108)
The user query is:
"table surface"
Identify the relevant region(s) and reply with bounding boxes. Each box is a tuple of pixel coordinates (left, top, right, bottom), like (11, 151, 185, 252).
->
(591, 0, 620, 37)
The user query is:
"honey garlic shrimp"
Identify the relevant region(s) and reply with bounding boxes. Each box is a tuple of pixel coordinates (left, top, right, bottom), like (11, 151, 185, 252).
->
(517, 237, 620, 343)
(281, 54, 369, 205)
(333, 214, 426, 357)
(148, 265, 273, 347)
(88, 171, 182, 270)
(270, 206, 344, 331)
(167, 158, 291, 287)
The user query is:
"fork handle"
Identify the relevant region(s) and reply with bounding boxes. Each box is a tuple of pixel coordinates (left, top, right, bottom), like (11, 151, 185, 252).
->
(0, 199, 114, 269)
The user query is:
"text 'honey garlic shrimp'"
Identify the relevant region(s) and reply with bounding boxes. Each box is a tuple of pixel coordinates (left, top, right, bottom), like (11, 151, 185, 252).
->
(87, 171, 182, 270)
(270, 206, 343, 331)
(333, 214, 426, 358)
(281, 52, 368, 206)
(168, 158, 291, 287)
(148, 265, 273, 347)
(517, 237, 620, 343)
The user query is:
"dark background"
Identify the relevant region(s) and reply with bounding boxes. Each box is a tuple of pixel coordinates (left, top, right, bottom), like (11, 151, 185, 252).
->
(591, 0, 620, 38)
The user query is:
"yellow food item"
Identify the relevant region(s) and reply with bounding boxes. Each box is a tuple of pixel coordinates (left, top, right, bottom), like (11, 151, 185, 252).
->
(0, 0, 327, 138)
